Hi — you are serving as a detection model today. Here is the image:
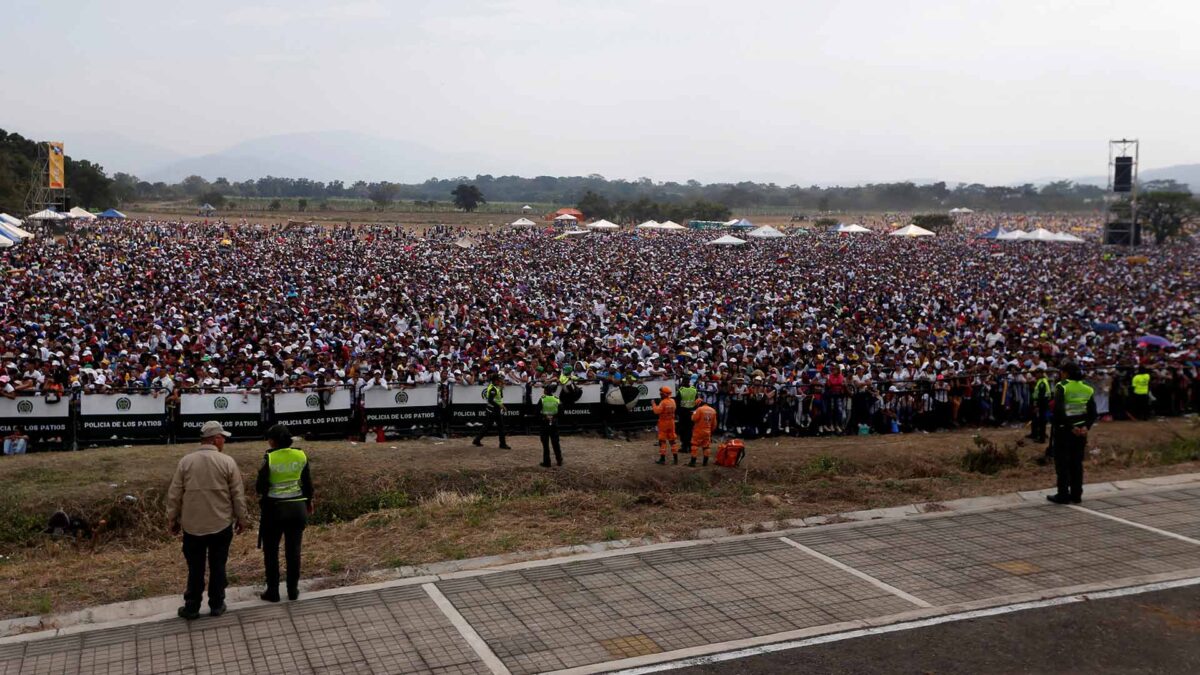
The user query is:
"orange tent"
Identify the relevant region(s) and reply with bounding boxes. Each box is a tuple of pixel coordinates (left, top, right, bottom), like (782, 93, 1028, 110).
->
(551, 208, 584, 221)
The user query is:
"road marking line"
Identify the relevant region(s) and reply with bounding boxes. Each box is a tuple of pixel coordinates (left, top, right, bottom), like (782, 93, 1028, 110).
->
(607, 576, 1200, 674)
(1069, 505, 1200, 546)
(779, 537, 933, 608)
(421, 583, 511, 675)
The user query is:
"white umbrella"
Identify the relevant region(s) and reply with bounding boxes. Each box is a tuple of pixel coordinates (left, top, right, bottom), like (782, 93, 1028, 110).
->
(706, 234, 747, 246)
(836, 223, 871, 233)
(889, 224, 936, 237)
(509, 217, 537, 227)
(635, 220, 661, 229)
(747, 225, 786, 239)
(586, 219, 620, 230)
(27, 209, 67, 221)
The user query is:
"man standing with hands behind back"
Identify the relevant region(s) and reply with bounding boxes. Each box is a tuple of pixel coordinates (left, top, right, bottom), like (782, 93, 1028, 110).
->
(1047, 362, 1096, 505)
(166, 421, 249, 620)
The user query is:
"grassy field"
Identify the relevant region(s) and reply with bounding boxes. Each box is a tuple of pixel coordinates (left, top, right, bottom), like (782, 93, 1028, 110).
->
(1, 419, 1197, 620)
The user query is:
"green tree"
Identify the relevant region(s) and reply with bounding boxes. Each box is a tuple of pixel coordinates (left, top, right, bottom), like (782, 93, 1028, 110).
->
(911, 214, 956, 232)
(451, 183, 486, 212)
(197, 191, 226, 209)
(1137, 191, 1199, 245)
(367, 181, 400, 208)
(180, 175, 210, 197)
(576, 190, 613, 220)
(297, 198, 308, 212)
(268, 199, 281, 211)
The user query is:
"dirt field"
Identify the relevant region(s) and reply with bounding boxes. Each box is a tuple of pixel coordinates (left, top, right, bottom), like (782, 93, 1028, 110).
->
(1, 419, 1196, 620)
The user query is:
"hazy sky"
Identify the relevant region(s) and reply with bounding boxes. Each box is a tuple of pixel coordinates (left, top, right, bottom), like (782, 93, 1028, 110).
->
(3, 0, 1197, 184)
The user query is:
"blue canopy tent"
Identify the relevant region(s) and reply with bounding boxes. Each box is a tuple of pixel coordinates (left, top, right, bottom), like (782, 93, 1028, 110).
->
(729, 218, 754, 230)
(978, 226, 1008, 239)
(98, 208, 127, 219)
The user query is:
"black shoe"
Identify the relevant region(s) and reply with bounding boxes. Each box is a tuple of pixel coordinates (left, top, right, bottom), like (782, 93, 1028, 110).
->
(702, 456, 708, 467)
(1070, 497, 1082, 504)
(472, 439, 483, 447)
(556, 461, 563, 467)
(287, 587, 299, 601)
(539, 462, 551, 468)
(260, 590, 280, 603)
(1046, 494, 1071, 505)
(688, 458, 697, 467)
(209, 604, 227, 617)
(655, 456, 666, 465)
(500, 444, 513, 450)
(177, 606, 200, 620)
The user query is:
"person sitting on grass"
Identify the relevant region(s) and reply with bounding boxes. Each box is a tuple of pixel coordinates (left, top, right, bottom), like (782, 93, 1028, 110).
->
(3, 426, 29, 456)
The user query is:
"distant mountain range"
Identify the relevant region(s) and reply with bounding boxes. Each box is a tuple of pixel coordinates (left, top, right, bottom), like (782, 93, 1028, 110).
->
(60, 128, 1200, 191)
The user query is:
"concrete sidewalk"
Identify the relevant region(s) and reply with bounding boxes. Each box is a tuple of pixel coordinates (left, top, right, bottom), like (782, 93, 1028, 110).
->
(4, 477, 1200, 675)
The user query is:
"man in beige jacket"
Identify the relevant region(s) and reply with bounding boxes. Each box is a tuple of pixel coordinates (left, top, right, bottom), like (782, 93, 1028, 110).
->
(166, 421, 249, 619)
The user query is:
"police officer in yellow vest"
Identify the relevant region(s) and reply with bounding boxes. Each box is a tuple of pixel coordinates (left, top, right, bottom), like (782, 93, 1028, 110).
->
(538, 383, 563, 467)
(676, 376, 699, 457)
(472, 373, 511, 450)
(1028, 366, 1051, 443)
(1131, 367, 1151, 420)
(1047, 362, 1096, 505)
(256, 424, 314, 602)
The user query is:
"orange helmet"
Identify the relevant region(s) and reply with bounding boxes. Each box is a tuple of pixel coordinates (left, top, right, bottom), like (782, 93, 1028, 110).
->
(659, 386, 672, 397)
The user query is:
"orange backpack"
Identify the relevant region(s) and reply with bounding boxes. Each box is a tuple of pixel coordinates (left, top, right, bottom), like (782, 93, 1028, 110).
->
(715, 439, 746, 468)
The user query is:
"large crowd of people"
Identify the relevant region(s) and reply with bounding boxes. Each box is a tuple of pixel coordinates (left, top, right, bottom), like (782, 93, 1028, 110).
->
(2, 214, 1197, 443)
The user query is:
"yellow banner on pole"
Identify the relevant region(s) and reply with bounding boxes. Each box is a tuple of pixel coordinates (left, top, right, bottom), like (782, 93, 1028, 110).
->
(48, 142, 65, 189)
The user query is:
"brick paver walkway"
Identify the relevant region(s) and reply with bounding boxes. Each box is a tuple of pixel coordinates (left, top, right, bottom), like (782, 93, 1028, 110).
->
(3, 486, 1200, 675)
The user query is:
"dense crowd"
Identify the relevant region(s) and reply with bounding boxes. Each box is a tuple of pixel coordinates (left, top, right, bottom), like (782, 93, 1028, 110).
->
(2, 216, 1197, 435)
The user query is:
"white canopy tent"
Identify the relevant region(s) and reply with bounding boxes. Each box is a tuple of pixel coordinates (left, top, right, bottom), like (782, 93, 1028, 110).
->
(747, 225, 786, 239)
(553, 213, 577, 222)
(509, 217, 537, 227)
(520, 205, 533, 213)
(996, 230, 1028, 240)
(723, 218, 740, 226)
(635, 220, 661, 229)
(0, 213, 21, 227)
(453, 237, 478, 249)
(586, 219, 620, 230)
(0, 236, 13, 249)
(657, 220, 686, 230)
(1053, 231, 1086, 243)
(0, 219, 34, 240)
(27, 209, 67, 221)
(889, 224, 935, 237)
(67, 206, 96, 220)
(949, 207, 975, 214)
(706, 234, 747, 246)
(1024, 227, 1063, 242)
(835, 223, 871, 233)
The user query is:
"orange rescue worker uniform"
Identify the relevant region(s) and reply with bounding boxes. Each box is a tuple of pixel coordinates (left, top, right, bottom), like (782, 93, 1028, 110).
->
(653, 386, 679, 464)
(690, 398, 718, 467)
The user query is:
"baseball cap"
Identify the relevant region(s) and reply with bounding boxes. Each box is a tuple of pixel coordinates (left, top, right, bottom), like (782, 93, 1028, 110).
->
(200, 420, 232, 439)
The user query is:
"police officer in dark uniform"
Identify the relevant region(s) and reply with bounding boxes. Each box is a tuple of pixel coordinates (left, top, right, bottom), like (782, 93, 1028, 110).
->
(537, 383, 563, 467)
(256, 424, 314, 602)
(1047, 362, 1096, 505)
(472, 373, 511, 449)
(1028, 366, 1051, 443)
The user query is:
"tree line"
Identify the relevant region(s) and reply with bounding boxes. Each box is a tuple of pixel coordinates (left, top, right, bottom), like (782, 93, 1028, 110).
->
(0, 130, 117, 214)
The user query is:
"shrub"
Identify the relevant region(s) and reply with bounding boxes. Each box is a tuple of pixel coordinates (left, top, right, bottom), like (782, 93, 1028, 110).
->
(961, 435, 1020, 474)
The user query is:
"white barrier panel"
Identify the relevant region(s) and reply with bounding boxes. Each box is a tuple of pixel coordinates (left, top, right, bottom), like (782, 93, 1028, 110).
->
(0, 396, 71, 434)
(179, 392, 263, 437)
(363, 386, 440, 428)
(79, 393, 168, 440)
(274, 389, 353, 434)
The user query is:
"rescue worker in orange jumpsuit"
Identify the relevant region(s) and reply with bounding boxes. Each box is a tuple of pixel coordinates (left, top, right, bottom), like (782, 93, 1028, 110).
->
(653, 386, 679, 464)
(690, 397, 718, 467)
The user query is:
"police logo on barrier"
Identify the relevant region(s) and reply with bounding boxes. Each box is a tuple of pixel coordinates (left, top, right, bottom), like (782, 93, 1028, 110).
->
(305, 394, 320, 408)
(116, 397, 132, 411)
(637, 384, 649, 397)
(394, 391, 409, 404)
(16, 400, 33, 415)
(214, 396, 229, 410)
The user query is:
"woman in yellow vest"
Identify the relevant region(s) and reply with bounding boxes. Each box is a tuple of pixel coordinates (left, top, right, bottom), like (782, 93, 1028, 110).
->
(1131, 368, 1151, 420)
(256, 424, 314, 602)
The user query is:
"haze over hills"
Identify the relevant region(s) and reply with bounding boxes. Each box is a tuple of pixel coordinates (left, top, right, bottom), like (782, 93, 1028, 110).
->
(51, 127, 1200, 192)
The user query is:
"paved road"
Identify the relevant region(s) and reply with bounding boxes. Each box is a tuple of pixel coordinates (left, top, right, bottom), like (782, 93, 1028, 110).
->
(672, 585, 1200, 675)
(2, 483, 1199, 674)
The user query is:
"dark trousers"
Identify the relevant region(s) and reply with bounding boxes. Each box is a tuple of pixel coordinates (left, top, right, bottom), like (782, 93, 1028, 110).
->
(1031, 401, 1048, 441)
(182, 525, 233, 611)
(473, 408, 506, 446)
(1132, 393, 1150, 420)
(1053, 429, 1086, 500)
(261, 501, 307, 592)
(676, 413, 694, 454)
(540, 420, 562, 465)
